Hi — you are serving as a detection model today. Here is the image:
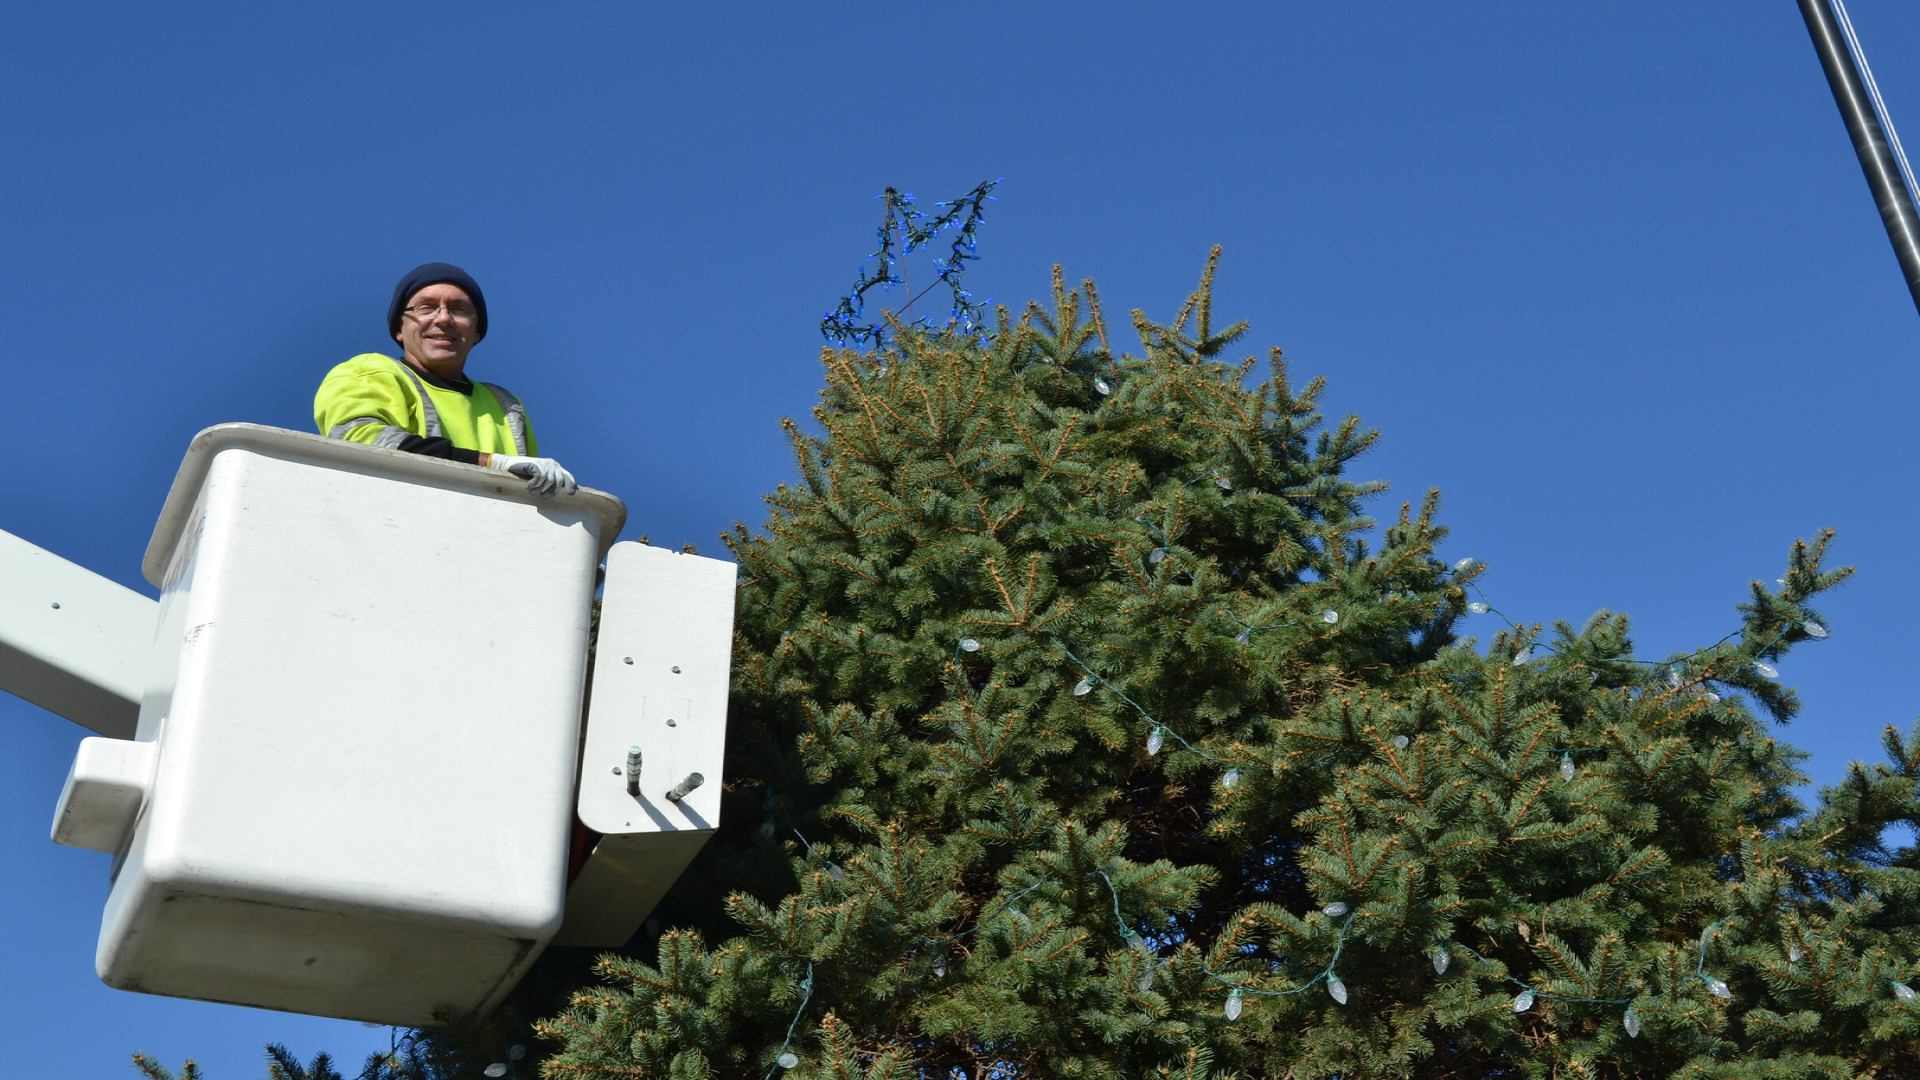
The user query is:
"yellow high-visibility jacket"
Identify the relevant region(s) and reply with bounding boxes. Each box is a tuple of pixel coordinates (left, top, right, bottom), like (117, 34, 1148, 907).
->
(314, 353, 538, 463)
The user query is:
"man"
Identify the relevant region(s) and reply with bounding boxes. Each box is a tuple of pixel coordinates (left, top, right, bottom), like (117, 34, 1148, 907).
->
(314, 263, 577, 497)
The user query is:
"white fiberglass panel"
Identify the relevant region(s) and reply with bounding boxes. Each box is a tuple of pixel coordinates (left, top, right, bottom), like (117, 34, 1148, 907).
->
(557, 542, 733, 947)
(94, 425, 622, 1025)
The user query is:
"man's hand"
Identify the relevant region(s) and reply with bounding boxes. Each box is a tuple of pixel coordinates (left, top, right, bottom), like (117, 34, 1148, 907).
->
(486, 454, 578, 498)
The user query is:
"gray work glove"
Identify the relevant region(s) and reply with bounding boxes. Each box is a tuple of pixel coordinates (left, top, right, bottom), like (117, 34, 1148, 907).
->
(487, 454, 578, 498)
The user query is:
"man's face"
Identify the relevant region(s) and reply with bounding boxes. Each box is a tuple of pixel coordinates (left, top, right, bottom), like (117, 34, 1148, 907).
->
(395, 282, 480, 375)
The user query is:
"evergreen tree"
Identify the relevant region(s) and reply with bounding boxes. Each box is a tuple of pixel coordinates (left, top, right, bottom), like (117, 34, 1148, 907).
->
(133, 1055, 207, 1080)
(535, 252, 1920, 1078)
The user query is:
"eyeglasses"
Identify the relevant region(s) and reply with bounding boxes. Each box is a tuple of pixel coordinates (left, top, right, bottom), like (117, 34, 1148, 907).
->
(403, 301, 477, 323)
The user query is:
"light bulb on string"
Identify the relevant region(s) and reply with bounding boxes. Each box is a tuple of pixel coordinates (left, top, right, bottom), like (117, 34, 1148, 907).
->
(484, 1066, 508, 1078)
(1667, 666, 1684, 688)
(1623, 1009, 1641, 1038)
(1225, 987, 1244, 1020)
(933, 957, 947, 978)
(1753, 662, 1778, 679)
(1704, 976, 1731, 999)
(1455, 558, 1478, 573)
(1148, 548, 1167, 565)
(1146, 727, 1164, 756)
(1512, 989, 1534, 1013)
(1321, 609, 1339, 624)
(959, 638, 980, 652)
(1804, 621, 1829, 639)
(1073, 677, 1094, 696)
(825, 862, 846, 881)
(777, 1053, 800, 1070)
(1322, 901, 1349, 917)
(1222, 769, 1240, 789)
(1468, 602, 1489, 614)
(1393, 735, 1409, 750)
(1326, 975, 1348, 1005)
(1094, 379, 1111, 395)
(1137, 965, 1155, 993)
(1560, 753, 1575, 782)
(1235, 628, 1251, 644)
(1513, 650, 1529, 666)
(509, 1046, 526, 1061)
(1788, 943, 1803, 963)
(1430, 946, 1450, 975)
(1702, 691, 1721, 703)
(1896, 982, 1916, 1001)
(1215, 476, 1232, 491)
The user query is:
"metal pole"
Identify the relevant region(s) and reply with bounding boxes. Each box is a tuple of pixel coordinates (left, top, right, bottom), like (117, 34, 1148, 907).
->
(1799, 0, 1920, 316)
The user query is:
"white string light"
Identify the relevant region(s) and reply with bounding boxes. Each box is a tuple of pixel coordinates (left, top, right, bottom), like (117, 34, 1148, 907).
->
(764, 963, 813, 1080)
(1462, 563, 1821, 694)
(904, 548, 1839, 1045)
(1060, 646, 1231, 765)
(1225, 607, 1327, 643)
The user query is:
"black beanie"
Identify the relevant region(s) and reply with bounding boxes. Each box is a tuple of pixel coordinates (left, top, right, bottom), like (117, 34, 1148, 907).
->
(388, 263, 488, 341)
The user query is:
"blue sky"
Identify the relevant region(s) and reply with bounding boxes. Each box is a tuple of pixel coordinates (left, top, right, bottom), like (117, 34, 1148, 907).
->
(4, 2, 1919, 1075)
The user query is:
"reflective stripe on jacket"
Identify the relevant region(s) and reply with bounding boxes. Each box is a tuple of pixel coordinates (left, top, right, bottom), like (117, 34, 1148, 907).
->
(313, 354, 537, 457)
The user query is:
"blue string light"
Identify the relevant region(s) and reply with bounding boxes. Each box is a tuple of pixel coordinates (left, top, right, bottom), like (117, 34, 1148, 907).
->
(821, 181, 1000, 347)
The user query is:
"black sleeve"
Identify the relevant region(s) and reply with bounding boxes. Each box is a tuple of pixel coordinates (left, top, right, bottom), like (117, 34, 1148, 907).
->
(394, 434, 483, 467)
